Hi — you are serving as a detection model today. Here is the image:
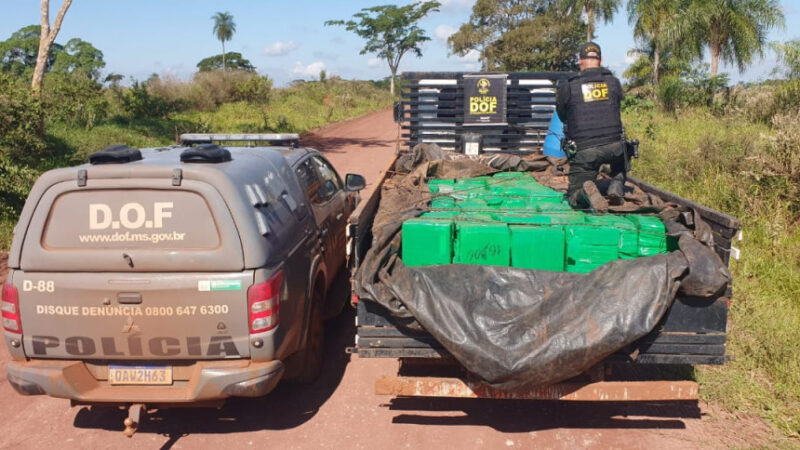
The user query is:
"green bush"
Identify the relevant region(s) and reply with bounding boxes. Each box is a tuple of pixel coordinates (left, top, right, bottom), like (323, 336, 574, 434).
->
(0, 155, 39, 221)
(146, 71, 272, 111)
(656, 67, 729, 113)
(121, 81, 174, 118)
(0, 74, 47, 165)
(656, 77, 686, 113)
(41, 73, 108, 129)
(621, 94, 655, 113)
(234, 75, 273, 103)
(736, 80, 800, 125)
(772, 80, 800, 117)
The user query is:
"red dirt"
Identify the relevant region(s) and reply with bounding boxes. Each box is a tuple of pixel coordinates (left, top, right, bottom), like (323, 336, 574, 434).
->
(0, 109, 789, 449)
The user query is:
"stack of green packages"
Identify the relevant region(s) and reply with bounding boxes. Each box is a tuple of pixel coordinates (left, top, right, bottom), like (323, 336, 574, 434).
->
(400, 172, 671, 273)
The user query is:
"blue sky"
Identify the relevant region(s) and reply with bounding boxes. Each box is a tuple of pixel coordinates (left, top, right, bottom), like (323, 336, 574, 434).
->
(1, 0, 797, 85)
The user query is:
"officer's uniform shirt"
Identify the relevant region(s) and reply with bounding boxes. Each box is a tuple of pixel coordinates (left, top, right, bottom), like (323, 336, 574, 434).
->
(556, 68, 624, 150)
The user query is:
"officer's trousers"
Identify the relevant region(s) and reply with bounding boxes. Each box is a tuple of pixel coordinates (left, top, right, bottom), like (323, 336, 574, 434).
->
(566, 141, 626, 208)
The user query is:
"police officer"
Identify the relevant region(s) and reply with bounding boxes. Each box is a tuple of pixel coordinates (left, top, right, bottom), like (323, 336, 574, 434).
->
(556, 42, 626, 211)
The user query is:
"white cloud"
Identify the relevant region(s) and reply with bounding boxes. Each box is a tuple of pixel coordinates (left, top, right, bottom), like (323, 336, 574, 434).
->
(293, 61, 326, 78)
(367, 58, 382, 68)
(459, 49, 481, 63)
(434, 25, 457, 41)
(439, 0, 475, 12)
(263, 41, 298, 56)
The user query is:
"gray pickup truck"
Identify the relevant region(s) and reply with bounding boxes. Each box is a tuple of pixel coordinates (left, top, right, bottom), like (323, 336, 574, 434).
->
(1, 134, 364, 435)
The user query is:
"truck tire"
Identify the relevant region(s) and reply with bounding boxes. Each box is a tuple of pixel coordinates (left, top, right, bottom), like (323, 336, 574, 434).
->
(296, 282, 325, 383)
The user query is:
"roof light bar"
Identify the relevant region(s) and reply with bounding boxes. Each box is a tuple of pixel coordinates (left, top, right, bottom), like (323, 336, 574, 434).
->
(180, 133, 300, 146)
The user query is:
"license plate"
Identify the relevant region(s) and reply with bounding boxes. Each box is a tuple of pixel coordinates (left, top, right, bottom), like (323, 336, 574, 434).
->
(109, 365, 173, 385)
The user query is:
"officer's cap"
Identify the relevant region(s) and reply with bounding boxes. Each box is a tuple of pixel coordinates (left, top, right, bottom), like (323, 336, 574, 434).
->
(579, 42, 602, 60)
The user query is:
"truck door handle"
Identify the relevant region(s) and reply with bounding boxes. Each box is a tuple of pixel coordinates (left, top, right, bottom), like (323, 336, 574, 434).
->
(118, 293, 142, 304)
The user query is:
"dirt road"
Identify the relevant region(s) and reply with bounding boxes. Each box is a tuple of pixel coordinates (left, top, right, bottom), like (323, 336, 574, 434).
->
(0, 109, 782, 449)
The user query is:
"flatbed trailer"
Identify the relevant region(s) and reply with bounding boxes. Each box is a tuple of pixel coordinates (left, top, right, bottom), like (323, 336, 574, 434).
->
(346, 72, 741, 400)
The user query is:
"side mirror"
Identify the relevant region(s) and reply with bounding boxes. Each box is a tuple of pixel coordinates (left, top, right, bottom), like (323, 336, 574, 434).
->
(345, 173, 366, 191)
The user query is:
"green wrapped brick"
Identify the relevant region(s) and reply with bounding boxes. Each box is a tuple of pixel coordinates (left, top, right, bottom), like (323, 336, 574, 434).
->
(626, 215, 668, 256)
(565, 224, 620, 273)
(402, 218, 454, 266)
(566, 246, 621, 273)
(498, 214, 554, 225)
(430, 196, 456, 209)
(501, 198, 529, 209)
(510, 225, 566, 271)
(422, 211, 460, 220)
(457, 198, 489, 211)
(586, 215, 639, 257)
(483, 195, 505, 208)
(428, 179, 455, 194)
(548, 213, 586, 225)
(536, 201, 573, 212)
(454, 178, 488, 193)
(454, 222, 510, 266)
(461, 212, 496, 222)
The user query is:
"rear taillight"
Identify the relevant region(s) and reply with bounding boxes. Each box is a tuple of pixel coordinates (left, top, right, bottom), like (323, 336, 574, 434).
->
(248, 271, 284, 334)
(2, 284, 22, 334)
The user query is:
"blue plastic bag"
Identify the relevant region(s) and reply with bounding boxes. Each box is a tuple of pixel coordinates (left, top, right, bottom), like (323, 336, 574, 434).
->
(543, 112, 566, 158)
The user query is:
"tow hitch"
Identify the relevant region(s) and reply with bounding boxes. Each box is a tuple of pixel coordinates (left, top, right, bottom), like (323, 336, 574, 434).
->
(123, 403, 145, 437)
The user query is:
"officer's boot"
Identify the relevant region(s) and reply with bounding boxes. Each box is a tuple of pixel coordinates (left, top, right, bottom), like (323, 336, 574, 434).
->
(607, 179, 624, 206)
(581, 181, 608, 213)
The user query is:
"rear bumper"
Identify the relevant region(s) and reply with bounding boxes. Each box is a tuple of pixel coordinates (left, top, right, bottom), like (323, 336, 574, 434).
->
(6, 359, 284, 403)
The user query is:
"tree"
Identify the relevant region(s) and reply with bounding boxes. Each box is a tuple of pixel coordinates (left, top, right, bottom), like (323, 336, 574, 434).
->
(772, 39, 800, 80)
(623, 42, 688, 88)
(32, 0, 73, 92)
(561, 0, 621, 41)
(104, 72, 123, 87)
(196, 52, 255, 72)
(686, 0, 784, 77)
(51, 38, 105, 81)
(1, 27, 104, 81)
(449, 0, 585, 71)
(0, 25, 61, 76)
(211, 11, 236, 71)
(325, 1, 441, 95)
(627, 0, 686, 85)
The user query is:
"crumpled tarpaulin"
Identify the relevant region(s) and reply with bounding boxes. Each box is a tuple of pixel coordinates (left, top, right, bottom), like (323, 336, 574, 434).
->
(354, 144, 731, 390)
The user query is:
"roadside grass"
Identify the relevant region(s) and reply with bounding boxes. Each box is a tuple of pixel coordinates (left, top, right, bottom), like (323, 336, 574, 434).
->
(173, 79, 393, 134)
(625, 108, 800, 436)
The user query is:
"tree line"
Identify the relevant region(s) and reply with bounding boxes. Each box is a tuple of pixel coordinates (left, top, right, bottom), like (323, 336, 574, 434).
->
(5, 1, 792, 100)
(331, 0, 789, 94)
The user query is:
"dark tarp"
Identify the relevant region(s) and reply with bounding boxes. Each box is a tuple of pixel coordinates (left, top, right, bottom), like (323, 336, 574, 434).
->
(354, 144, 731, 390)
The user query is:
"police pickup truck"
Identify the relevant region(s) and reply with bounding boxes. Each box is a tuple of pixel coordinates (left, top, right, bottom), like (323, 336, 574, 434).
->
(1, 134, 365, 435)
(347, 72, 741, 401)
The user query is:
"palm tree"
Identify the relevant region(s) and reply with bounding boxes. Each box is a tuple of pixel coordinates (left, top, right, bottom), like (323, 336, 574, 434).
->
(211, 11, 236, 71)
(623, 43, 688, 88)
(627, 0, 684, 85)
(563, 0, 621, 41)
(687, 0, 784, 77)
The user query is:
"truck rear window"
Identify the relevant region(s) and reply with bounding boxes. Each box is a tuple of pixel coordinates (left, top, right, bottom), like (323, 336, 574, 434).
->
(42, 190, 221, 249)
